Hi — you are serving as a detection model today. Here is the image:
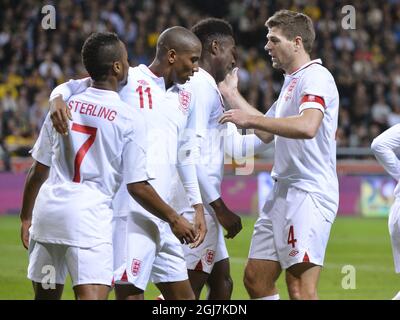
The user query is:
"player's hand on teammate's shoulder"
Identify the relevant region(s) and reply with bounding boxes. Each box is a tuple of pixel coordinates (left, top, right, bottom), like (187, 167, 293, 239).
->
(49, 95, 72, 136)
(190, 204, 207, 249)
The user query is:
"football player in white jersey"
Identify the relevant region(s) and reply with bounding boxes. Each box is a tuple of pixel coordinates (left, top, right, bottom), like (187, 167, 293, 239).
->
(47, 27, 206, 300)
(371, 125, 400, 300)
(170, 18, 270, 299)
(19, 32, 196, 300)
(219, 10, 339, 299)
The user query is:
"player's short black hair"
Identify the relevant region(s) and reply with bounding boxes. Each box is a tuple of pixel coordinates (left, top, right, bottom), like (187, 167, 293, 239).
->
(81, 32, 122, 81)
(191, 18, 234, 48)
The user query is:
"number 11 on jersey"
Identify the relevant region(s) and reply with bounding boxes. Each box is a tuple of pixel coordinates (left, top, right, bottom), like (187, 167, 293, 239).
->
(136, 85, 152, 109)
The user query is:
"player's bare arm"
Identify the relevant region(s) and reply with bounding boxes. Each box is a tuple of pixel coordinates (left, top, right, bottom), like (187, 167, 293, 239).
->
(49, 95, 72, 136)
(127, 181, 196, 244)
(220, 108, 323, 139)
(190, 203, 207, 248)
(210, 198, 242, 239)
(19, 161, 49, 249)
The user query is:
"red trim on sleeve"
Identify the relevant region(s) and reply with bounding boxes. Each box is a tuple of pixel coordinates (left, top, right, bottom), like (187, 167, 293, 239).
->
(301, 95, 325, 108)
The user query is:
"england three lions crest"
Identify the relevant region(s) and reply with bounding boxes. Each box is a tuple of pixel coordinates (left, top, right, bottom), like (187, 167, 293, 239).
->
(284, 78, 298, 101)
(178, 90, 191, 115)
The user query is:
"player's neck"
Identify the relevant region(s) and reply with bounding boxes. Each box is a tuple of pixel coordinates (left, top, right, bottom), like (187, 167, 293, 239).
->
(285, 53, 311, 75)
(148, 60, 173, 89)
(92, 80, 118, 92)
(199, 58, 214, 80)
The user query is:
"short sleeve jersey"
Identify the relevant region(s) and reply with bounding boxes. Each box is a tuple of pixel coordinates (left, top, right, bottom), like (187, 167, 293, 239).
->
(112, 65, 197, 217)
(30, 87, 150, 247)
(271, 59, 339, 221)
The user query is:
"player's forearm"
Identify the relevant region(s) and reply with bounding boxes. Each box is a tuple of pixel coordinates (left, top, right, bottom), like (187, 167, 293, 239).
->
(371, 140, 400, 181)
(247, 113, 317, 139)
(49, 83, 72, 102)
(225, 129, 271, 159)
(371, 125, 400, 181)
(254, 129, 274, 144)
(20, 162, 49, 222)
(49, 78, 91, 102)
(195, 163, 220, 204)
(127, 181, 180, 224)
(177, 164, 203, 206)
(223, 89, 264, 116)
(209, 197, 226, 216)
(192, 203, 205, 219)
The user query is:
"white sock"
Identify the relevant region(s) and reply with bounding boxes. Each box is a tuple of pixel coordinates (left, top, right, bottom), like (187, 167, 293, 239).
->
(392, 291, 400, 300)
(253, 294, 280, 300)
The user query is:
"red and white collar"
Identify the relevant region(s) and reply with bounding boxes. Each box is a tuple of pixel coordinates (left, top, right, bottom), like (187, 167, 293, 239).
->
(288, 59, 322, 76)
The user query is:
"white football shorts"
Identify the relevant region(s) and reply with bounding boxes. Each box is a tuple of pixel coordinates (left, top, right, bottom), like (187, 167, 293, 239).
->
(249, 181, 333, 269)
(27, 239, 113, 287)
(112, 215, 128, 273)
(113, 212, 188, 290)
(181, 205, 229, 274)
(388, 199, 400, 273)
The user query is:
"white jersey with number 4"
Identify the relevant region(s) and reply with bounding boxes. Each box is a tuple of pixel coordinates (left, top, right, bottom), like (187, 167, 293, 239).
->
(267, 59, 339, 222)
(30, 87, 151, 248)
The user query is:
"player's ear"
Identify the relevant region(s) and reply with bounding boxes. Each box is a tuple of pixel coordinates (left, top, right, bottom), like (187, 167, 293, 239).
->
(112, 61, 122, 75)
(210, 39, 219, 55)
(168, 49, 177, 64)
(294, 36, 302, 51)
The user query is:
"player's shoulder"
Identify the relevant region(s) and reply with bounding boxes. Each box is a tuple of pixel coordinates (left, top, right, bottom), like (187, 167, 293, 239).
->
(68, 90, 87, 101)
(129, 64, 154, 80)
(189, 68, 215, 88)
(304, 62, 335, 82)
(116, 103, 145, 139)
(128, 65, 160, 90)
(301, 62, 338, 96)
(186, 69, 219, 100)
(117, 100, 143, 121)
(129, 65, 141, 77)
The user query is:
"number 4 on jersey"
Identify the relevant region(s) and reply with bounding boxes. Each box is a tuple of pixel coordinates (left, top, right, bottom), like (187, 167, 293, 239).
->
(287, 225, 297, 248)
(71, 123, 97, 183)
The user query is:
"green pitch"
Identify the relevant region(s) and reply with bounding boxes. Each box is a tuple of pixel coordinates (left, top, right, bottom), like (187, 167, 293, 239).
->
(0, 215, 398, 300)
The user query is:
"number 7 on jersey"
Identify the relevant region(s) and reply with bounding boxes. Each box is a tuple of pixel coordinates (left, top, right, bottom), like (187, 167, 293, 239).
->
(71, 123, 97, 183)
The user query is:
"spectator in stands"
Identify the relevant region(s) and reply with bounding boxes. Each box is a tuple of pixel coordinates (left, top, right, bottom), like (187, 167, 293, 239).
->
(2, 0, 400, 168)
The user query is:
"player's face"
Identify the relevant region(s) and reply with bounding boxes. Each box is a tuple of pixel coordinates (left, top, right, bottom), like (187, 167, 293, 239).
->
(215, 36, 237, 83)
(264, 27, 296, 72)
(172, 43, 202, 84)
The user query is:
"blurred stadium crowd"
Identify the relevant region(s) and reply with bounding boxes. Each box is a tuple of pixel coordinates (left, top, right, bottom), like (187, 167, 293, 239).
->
(1, 0, 400, 171)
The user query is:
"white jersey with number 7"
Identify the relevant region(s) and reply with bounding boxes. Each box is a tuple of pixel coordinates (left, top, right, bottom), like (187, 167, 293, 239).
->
(30, 87, 152, 248)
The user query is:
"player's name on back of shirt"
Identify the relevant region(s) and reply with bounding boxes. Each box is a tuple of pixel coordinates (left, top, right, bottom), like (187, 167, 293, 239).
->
(68, 99, 117, 122)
